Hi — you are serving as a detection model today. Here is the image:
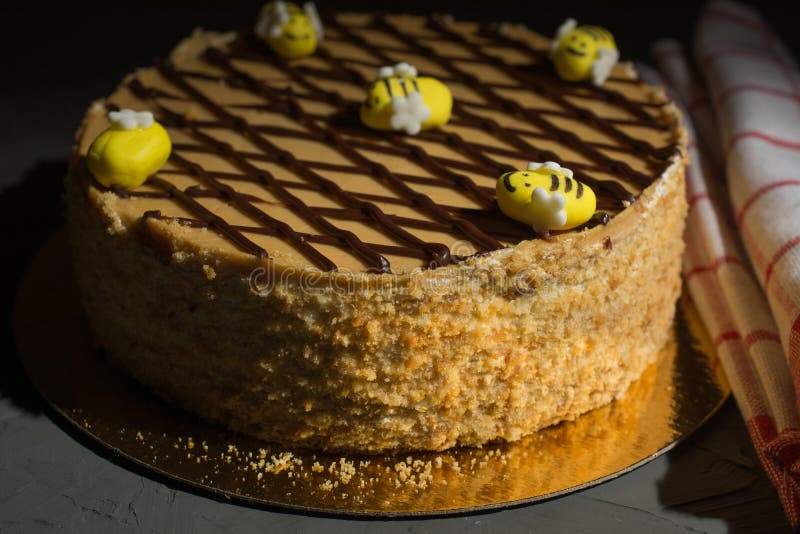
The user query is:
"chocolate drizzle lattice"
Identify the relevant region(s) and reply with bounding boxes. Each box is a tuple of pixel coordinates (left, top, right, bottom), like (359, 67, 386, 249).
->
(82, 13, 680, 273)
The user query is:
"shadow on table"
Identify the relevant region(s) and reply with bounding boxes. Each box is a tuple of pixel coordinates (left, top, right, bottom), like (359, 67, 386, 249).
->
(650, 299, 790, 532)
(657, 403, 790, 532)
(3, 159, 67, 414)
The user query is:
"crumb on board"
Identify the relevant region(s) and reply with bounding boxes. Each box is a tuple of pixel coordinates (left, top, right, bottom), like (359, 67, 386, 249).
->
(128, 429, 517, 503)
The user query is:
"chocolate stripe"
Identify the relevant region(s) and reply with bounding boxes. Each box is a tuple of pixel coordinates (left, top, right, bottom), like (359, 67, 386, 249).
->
(477, 21, 670, 123)
(147, 175, 269, 260)
(130, 75, 391, 272)
(320, 21, 636, 211)
(377, 16, 667, 187)
(153, 61, 401, 273)
(152, 171, 530, 239)
(168, 151, 339, 271)
(84, 13, 682, 273)
(205, 46, 502, 257)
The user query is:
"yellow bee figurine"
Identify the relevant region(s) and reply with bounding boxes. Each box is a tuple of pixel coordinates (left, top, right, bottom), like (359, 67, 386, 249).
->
(496, 161, 597, 235)
(550, 18, 619, 86)
(86, 109, 171, 190)
(360, 62, 452, 135)
(255, 1, 323, 59)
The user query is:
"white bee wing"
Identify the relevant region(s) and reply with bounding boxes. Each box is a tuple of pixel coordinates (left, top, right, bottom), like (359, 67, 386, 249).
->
(109, 109, 139, 130)
(378, 65, 395, 79)
(391, 95, 409, 111)
(527, 161, 543, 171)
(303, 2, 324, 40)
(389, 96, 410, 131)
(591, 46, 620, 86)
(389, 92, 430, 135)
(134, 111, 154, 128)
(407, 91, 431, 122)
(254, 5, 270, 38)
(550, 18, 577, 56)
(255, 2, 288, 40)
(274, 1, 289, 23)
(531, 161, 575, 178)
(108, 109, 131, 122)
(404, 122, 422, 136)
(549, 192, 566, 210)
(394, 62, 418, 77)
(269, 25, 283, 39)
(529, 187, 552, 235)
(542, 161, 561, 171)
(529, 188, 567, 233)
(551, 209, 567, 229)
(530, 187, 549, 203)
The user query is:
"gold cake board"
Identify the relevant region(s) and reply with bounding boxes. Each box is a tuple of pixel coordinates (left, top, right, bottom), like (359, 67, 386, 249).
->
(14, 230, 730, 516)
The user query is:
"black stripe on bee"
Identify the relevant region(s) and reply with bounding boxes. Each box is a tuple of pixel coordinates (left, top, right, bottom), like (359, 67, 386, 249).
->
(550, 174, 560, 191)
(383, 78, 393, 98)
(400, 78, 409, 96)
(576, 180, 584, 199)
(411, 78, 420, 92)
(564, 177, 573, 193)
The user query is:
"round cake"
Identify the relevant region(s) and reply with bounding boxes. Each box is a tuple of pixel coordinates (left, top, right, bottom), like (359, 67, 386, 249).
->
(65, 10, 687, 453)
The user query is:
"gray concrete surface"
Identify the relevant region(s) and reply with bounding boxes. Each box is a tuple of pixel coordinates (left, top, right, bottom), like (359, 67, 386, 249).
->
(0, 393, 789, 533)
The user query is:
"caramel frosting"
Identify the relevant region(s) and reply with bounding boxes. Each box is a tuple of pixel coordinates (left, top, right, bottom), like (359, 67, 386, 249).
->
(74, 13, 682, 274)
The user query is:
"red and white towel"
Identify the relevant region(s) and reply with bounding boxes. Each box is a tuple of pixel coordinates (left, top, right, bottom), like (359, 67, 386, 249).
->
(643, 0, 800, 526)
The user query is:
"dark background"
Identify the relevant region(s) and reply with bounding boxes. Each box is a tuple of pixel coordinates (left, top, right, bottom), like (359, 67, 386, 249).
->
(3, 0, 799, 173)
(2, 0, 799, 189)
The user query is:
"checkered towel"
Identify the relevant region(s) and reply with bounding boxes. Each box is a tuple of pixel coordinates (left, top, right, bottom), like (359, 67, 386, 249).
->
(644, 0, 800, 526)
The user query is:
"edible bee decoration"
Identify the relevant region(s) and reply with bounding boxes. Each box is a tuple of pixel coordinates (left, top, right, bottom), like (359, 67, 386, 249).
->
(360, 62, 452, 135)
(86, 109, 171, 190)
(550, 18, 619, 86)
(255, 1, 323, 59)
(496, 161, 597, 235)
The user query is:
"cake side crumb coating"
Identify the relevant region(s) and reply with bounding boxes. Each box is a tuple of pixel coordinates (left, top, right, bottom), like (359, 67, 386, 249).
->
(66, 152, 686, 453)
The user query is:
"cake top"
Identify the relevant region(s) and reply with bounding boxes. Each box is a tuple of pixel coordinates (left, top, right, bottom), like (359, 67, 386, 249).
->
(74, 12, 683, 274)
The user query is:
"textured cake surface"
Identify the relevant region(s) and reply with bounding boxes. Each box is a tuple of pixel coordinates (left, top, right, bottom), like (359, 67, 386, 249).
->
(66, 13, 687, 452)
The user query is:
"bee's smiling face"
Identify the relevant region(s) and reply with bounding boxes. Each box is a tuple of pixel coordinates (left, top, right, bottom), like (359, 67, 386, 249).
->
(554, 30, 598, 81)
(271, 14, 317, 58)
(283, 15, 314, 42)
(565, 32, 595, 57)
(498, 172, 535, 205)
(359, 80, 396, 130)
(363, 81, 392, 110)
